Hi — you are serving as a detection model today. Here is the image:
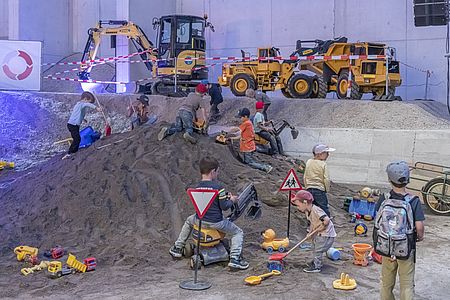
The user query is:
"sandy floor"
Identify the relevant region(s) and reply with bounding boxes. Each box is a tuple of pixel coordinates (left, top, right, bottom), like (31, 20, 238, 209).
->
(1, 92, 449, 299)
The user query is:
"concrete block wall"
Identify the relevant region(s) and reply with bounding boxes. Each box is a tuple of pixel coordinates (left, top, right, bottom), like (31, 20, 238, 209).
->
(178, 0, 449, 104)
(281, 127, 450, 185)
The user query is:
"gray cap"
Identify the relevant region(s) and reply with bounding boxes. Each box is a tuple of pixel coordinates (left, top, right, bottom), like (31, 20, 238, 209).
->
(312, 144, 336, 154)
(386, 160, 410, 184)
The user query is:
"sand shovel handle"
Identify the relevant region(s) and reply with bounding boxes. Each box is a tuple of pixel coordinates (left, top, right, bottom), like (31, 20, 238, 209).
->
(259, 270, 281, 279)
(94, 96, 108, 123)
(285, 228, 321, 256)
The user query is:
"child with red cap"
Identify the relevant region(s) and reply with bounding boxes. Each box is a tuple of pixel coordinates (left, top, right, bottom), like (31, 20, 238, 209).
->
(291, 190, 336, 273)
(253, 101, 283, 157)
(158, 84, 209, 144)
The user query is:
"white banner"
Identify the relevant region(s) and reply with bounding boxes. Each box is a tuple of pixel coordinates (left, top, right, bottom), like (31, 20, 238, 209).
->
(0, 40, 41, 91)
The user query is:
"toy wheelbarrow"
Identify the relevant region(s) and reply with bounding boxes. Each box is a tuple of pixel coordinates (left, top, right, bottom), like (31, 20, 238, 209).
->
(244, 270, 281, 285)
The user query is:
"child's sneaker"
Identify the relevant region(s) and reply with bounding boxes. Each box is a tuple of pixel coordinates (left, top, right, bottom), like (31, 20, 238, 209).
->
(303, 265, 321, 273)
(183, 132, 197, 144)
(228, 257, 249, 270)
(158, 127, 168, 141)
(169, 245, 183, 258)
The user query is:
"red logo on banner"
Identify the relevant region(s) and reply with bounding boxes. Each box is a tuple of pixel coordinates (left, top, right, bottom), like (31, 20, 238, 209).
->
(187, 188, 219, 219)
(2, 50, 33, 80)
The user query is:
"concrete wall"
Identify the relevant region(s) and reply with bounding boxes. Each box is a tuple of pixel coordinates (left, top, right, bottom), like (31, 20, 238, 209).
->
(281, 127, 450, 186)
(178, 0, 449, 103)
(0, 0, 8, 39)
(17, 0, 71, 63)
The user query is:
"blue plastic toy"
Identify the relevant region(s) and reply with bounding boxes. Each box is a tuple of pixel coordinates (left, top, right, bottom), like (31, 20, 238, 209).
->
(79, 126, 101, 149)
(349, 198, 376, 219)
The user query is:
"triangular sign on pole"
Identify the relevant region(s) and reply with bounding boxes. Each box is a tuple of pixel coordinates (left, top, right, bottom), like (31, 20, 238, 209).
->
(187, 188, 219, 219)
(279, 168, 303, 191)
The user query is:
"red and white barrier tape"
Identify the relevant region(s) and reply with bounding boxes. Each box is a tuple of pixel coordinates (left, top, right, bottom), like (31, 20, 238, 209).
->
(41, 49, 155, 67)
(42, 53, 386, 67)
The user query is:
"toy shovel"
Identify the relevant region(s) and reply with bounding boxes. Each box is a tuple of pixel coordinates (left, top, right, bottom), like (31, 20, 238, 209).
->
(268, 228, 321, 261)
(244, 270, 281, 285)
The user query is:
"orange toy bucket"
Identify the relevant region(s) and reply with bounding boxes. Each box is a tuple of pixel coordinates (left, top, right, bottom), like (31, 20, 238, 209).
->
(351, 243, 372, 266)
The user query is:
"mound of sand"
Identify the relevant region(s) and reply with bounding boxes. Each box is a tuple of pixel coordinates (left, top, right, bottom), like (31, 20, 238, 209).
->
(0, 127, 304, 264)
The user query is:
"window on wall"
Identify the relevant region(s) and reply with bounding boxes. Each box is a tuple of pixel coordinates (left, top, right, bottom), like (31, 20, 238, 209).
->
(176, 19, 190, 43)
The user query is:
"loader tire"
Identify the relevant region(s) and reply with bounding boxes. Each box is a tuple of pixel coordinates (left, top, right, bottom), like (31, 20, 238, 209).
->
(310, 76, 328, 98)
(287, 74, 312, 98)
(336, 71, 362, 99)
(310, 77, 319, 98)
(230, 73, 255, 97)
(281, 89, 293, 98)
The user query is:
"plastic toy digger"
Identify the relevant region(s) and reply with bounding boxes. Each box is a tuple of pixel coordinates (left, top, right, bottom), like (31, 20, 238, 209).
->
(186, 183, 262, 268)
(0, 161, 14, 170)
(67, 253, 87, 273)
(14, 246, 38, 261)
(21, 261, 50, 276)
(215, 119, 298, 156)
(244, 270, 281, 285)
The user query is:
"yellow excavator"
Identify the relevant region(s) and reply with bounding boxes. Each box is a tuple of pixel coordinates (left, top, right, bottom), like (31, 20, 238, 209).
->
(79, 15, 214, 96)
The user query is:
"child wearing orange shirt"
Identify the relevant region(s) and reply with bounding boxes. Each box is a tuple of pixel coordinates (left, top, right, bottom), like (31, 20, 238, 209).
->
(237, 108, 272, 173)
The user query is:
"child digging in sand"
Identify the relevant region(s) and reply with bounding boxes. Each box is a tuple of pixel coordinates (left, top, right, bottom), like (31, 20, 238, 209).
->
(291, 190, 336, 273)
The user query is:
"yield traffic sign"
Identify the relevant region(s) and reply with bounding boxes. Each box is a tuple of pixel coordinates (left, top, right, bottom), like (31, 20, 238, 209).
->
(279, 168, 302, 191)
(187, 188, 219, 219)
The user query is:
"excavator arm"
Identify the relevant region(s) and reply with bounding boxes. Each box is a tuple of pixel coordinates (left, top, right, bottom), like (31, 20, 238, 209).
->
(79, 20, 158, 80)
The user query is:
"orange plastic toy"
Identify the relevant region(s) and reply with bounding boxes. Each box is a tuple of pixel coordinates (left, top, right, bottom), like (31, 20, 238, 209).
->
(352, 243, 372, 266)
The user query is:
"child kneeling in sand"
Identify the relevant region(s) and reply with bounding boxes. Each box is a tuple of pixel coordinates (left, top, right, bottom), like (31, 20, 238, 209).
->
(291, 190, 336, 273)
(169, 156, 249, 270)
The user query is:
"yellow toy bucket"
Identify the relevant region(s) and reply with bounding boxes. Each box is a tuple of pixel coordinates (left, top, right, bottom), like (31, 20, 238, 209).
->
(351, 243, 372, 267)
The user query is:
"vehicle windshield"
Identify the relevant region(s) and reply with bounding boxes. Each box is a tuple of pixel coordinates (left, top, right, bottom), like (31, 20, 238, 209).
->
(177, 19, 190, 43)
(192, 20, 204, 38)
(161, 19, 171, 44)
(368, 46, 384, 55)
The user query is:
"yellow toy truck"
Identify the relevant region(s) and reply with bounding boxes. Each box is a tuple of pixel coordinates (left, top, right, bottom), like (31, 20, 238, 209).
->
(261, 229, 289, 253)
(47, 261, 76, 278)
(66, 253, 87, 273)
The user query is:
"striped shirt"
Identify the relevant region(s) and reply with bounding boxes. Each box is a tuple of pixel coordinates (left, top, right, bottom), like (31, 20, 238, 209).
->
(196, 180, 233, 223)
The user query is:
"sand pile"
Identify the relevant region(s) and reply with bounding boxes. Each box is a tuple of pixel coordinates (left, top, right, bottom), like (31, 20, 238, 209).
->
(0, 126, 304, 267)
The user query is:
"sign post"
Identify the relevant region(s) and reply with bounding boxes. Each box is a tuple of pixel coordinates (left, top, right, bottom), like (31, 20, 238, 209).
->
(279, 169, 302, 238)
(179, 188, 218, 291)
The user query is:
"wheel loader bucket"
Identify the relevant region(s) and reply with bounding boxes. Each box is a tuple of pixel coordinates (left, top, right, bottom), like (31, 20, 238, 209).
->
(291, 128, 299, 140)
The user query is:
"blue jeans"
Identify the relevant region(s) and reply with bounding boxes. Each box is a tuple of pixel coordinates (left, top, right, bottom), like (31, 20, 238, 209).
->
(167, 110, 194, 136)
(307, 188, 331, 217)
(175, 214, 244, 259)
(257, 130, 282, 155)
(242, 151, 271, 172)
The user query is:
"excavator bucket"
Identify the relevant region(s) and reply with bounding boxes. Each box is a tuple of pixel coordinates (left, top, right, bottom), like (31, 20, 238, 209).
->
(245, 201, 262, 220)
(290, 128, 299, 140)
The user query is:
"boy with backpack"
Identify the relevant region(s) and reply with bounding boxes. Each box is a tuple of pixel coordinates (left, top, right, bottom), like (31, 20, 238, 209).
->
(373, 160, 425, 300)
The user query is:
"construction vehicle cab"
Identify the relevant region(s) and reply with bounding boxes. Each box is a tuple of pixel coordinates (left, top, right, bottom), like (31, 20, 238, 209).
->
(186, 183, 261, 268)
(79, 15, 214, 96)
(294, 38, 402, 100)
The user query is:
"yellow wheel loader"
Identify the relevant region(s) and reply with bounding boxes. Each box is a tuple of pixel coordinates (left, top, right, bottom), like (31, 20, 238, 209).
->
(218, 47, 312, 98)
(79, 15, 214, 97)
(293, 37, 402, 100)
